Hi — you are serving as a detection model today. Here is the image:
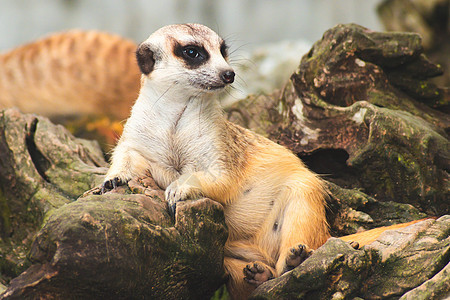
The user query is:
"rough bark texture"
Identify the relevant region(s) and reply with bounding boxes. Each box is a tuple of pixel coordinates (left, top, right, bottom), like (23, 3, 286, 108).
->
(378, 0, 450, 89)
(228, 24, 449, 222)
(0, 109, 228, 299)
(0, 108, 107, 286)
(326, 182, 427, 236)
(2, 192, 227, 299)
(251, 216, 450, 300)
(225, 23, 450, 299)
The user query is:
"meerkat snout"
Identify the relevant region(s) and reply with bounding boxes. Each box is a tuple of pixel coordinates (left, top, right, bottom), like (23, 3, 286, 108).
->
(220, 69, 235, 84)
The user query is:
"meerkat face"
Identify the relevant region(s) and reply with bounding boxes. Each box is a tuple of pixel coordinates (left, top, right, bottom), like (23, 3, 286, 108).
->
(136, 24, 235, 95)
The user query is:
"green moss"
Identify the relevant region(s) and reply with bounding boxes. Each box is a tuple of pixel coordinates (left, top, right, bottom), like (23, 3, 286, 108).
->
(0, 187, 11, 237)
(210, 285, 229, 300)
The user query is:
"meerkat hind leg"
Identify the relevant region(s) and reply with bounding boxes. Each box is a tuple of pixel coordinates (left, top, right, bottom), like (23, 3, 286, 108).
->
(284, 244, 314, 271)
(243, 261, 274, 285)
(274, 183, 329, 275)
(224, 257, 275, 300)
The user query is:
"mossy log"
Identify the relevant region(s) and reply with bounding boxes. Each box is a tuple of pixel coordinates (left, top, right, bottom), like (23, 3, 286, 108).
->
(3, 192, 227, 299)
(0, 109, 227, 299)
(228, 24, 449, 218)
(0, 108, 107, 287)
(378, 0, 450, 88)
(251, 216, 450, 299)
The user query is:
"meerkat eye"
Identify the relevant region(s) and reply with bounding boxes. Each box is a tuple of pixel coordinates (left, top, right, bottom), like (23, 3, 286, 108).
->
(174, 43, 209, 68)
(183, 47, 200, 59)
(182, 46, 207, 63)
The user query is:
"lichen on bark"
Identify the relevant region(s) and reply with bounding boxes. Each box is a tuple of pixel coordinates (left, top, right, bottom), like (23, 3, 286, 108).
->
(228, 24, 449, 220)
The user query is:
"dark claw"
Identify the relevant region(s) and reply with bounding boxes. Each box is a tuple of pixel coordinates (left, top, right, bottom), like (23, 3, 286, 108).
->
(349, 241, 360, 249)
(113, 177, 123, 189)
(168, 201, 177, 220)
(99, 177, 124, 194)
(100, 181, 110, 194)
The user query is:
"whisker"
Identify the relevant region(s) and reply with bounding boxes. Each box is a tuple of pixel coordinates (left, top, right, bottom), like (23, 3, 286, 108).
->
(229, 56, 254, 65)
(151, 81, 177, 109)
(229, 42, 253, 56)
(229, 85, 246, 99)
(233, 74, 248, 89)
(198, 96, 204, 135)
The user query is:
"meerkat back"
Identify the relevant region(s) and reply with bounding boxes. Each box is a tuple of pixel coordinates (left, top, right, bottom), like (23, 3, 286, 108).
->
(0, 30, 140, 119)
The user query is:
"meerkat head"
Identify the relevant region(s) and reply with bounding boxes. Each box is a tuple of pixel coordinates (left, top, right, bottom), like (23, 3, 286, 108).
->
(136, 24, 234, 96)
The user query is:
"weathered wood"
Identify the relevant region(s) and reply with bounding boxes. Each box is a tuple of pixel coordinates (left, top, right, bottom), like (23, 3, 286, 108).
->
(228, 24, 449, 218)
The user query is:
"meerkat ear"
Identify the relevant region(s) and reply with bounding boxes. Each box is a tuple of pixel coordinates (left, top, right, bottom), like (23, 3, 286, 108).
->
(136, 43, 155, 75)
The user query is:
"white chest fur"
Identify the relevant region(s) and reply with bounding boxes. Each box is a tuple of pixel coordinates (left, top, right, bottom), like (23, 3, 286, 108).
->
(121, 83, 223, 188)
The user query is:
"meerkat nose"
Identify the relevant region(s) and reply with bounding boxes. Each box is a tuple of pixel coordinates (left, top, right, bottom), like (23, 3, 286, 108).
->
(220, 70, 235, 84)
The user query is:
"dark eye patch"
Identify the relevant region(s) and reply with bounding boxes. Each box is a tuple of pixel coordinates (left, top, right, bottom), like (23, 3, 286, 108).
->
(173, 42, 209, 69)
(220, 41, 228, 59)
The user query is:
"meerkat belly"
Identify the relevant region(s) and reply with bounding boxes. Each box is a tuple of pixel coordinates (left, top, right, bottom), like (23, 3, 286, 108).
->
(224, 183, 284, 241)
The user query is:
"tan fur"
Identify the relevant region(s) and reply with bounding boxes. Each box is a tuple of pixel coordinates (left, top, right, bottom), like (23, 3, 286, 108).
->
(0, 30, 140, 119)
(220, 125, 329, 298)
(340, 218, 432, 247)
(183, 121, 330, 298)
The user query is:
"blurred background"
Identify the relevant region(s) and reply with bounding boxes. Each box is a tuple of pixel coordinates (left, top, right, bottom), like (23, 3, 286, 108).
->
(0, 0, 382, 52)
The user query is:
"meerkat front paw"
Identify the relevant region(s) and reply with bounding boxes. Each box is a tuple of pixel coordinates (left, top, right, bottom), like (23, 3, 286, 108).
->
(165, 178, 201, 217)
(243, 261, 274, 286)
(98, 177, 128, 194)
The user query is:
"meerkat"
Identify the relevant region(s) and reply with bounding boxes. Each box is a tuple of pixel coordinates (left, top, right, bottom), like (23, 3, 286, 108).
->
(100, 23, 329, 299)
(0, 30, 140, 119)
